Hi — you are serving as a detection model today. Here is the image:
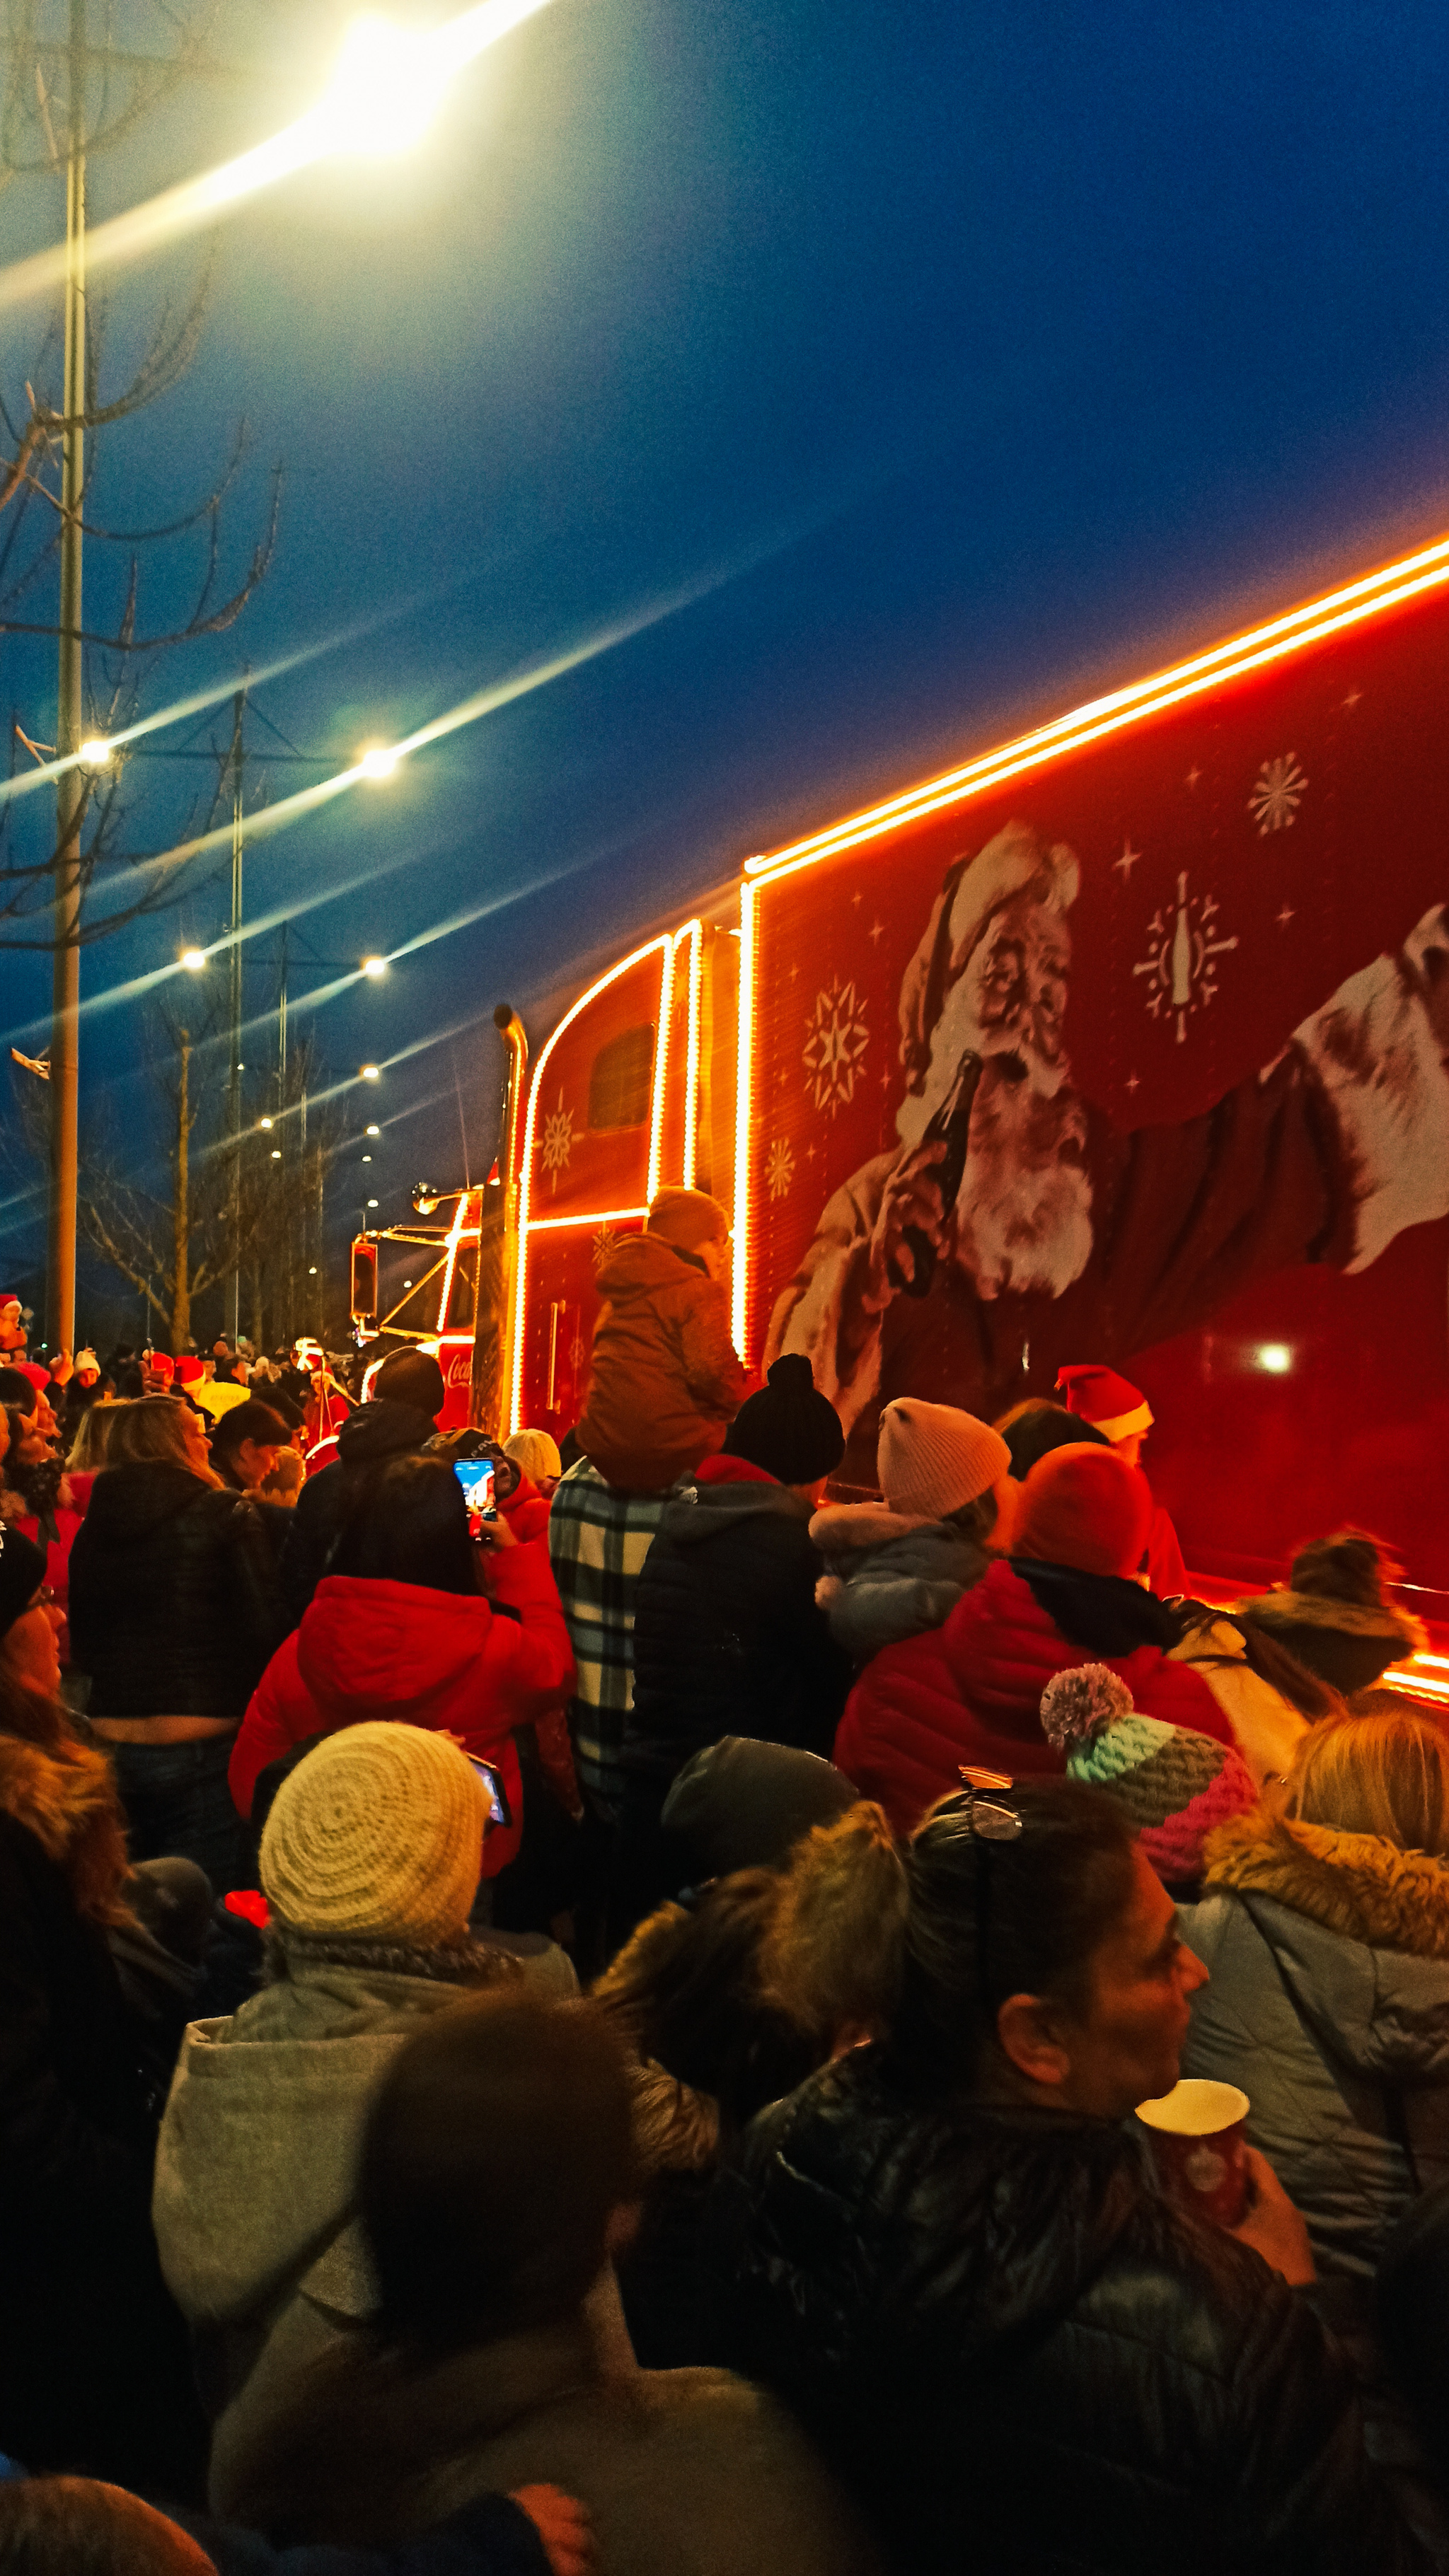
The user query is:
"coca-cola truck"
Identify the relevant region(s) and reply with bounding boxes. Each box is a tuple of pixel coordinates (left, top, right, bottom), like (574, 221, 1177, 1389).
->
(490, 528, 1449, 1694)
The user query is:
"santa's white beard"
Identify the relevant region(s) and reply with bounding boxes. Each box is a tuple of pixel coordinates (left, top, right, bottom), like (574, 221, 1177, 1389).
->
(952, 1068, 1095, 1301)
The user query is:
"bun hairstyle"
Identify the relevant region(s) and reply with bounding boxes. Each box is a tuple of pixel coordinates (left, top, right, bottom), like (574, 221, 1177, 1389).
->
(760, 1800, 909, 2047)
(889, 1779, 1136, 2092)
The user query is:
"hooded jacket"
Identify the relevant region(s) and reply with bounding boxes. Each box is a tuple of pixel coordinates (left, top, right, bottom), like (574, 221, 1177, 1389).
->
(809, 1499, 992, 1665)
(716, 2048, 1428, 2576)
(1180, 1812, 1449, 2280)
(577, 1235, 750, 1493)
(227, 1545, 575, 1874)
(1237, 1587, 1426, 1700)
(832, 1555, 1232, 1835)
(154, 1937, 526, 2512)
(627, 1458, 853, 1781)
(67, 1461, 284, 1718)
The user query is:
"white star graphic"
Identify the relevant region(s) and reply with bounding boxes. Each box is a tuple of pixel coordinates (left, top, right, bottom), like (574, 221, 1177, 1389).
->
(1115, 842, 1141, 880)
(1186, 765, 1202, 790)
(870, 919, 886, 944)
(1342, 687, 1362, 711)
(1277, 903, 1295, 928)
(1126, 1072, 1140, 1093)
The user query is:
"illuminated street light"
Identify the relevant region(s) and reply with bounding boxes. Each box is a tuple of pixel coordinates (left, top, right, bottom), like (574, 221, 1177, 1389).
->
(319, 15, 454, 157)
(366, 1123, 381, 1137)
(259, 1117, 274, 1130)
(367, 1197, 379, 1208)
(181, 948, 207, 971)
(362, 954, 388, 977)
(361, 1064, 381, 1081)
(79, 738, 112, 767)
(362, 1154, 372, 1164)
(308, 1265, 318, 1275)
(357, 747, 399, 782)
(270, 1149, 282, 1161)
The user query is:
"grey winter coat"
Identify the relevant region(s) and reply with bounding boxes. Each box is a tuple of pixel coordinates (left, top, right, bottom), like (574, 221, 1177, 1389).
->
(1179, 1812, 1449, 2280)
(809, 1500, 990, 1665)
(153, 1930, 575, 2508)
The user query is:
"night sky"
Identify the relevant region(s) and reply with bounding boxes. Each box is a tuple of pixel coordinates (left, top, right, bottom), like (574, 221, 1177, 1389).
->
(3, 0, 1448, 1339)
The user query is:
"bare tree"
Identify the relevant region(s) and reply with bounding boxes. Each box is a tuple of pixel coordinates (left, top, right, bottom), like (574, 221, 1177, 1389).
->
(0, 1, 282, 951)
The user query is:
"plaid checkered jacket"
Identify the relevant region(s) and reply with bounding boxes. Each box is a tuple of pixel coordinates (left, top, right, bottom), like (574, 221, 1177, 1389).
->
(546, 1459, 677, 1811)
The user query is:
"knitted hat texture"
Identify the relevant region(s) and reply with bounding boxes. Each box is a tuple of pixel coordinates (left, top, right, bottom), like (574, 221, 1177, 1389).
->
(1012, 1444, 1153, 1579)
(504, 1428, 562, 1486)
(1041, 1663, 1258, 1880)
(647, 1188, 731, 1254)
(877, 1398, 1010, 1521)
(724, 1354, 845, 1485)
(260, 1722, 487, 1942)
(1055, 1363, 1153, 1443)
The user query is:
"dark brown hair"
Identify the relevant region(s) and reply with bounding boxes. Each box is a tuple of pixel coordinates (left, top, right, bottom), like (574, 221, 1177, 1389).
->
(593, 1870, 820, 2135)
(0, 1671, 134, 1928)
(889, 1779, 1137, 2091)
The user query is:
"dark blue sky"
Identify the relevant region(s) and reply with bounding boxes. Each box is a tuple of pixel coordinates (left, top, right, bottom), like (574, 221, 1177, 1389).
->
(4, 0, 1448, 1327)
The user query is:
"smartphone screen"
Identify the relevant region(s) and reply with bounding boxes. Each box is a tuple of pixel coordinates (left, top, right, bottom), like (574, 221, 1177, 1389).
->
(466, 1755, 512, 1828)
(454, 1457, 497, 1531)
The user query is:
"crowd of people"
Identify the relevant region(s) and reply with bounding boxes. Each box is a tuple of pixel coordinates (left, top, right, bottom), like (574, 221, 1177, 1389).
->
(2, 1206, 1449, 2575)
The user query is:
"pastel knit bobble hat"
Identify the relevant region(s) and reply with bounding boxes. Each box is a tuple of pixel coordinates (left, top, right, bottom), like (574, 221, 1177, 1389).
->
(877, 1398, 1011, 1521)
(260, 1722, 487, 1944)
(1055, 1363, 1153, 1444)
(1041, 1664, 1258, 1882)
(1012, 1444, 1153, 1579)
(647, 1187, 731, 1254)
(723, 1354, 845, 1485)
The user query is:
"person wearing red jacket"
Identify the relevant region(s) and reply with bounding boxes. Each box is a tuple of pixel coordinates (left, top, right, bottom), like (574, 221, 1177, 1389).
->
(229, 1455, 575, 1876)
(833, 1444, 1237, 1837)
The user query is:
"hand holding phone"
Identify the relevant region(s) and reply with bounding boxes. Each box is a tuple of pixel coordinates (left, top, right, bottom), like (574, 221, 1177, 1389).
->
(454, 1456, 497, 1535)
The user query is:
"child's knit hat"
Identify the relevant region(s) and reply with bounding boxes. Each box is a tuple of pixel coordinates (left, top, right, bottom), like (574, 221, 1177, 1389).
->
(1040, 1663, 1257, 1883)
(260, 1722, 487, 1943)
(877, 1399, 1010, 1522)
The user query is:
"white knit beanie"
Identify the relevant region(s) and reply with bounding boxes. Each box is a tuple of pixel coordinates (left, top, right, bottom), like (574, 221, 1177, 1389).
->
(260, 1722, 488, 1943)
(504, 1428, 562, 1485)
(877, 1398, 1011, 1521)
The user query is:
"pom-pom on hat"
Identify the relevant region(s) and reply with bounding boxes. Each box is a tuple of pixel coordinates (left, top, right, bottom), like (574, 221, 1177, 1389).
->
(877, 1398, 1010, 1522)
(260, 1722, 487, 1944)
(1012, 1444, 1153, 1579)
(647, 1187, 731, 1254)
(724, 1354, 845, 1486)
(1041, 1664, 1258, 1882)
(1055, 1364, 1153, 1444)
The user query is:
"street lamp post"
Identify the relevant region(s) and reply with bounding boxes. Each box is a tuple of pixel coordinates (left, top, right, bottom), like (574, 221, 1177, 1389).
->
(47, 0, 87, 1352)
(228, 688, 246, 1344)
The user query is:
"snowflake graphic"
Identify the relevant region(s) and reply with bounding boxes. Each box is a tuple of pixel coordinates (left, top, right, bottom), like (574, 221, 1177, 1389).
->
(802, 977, 870, 1117)
(766, 1137, 796, 1200)
(539, 1087, 574, 1194)
(1248, 753, 1307, 835)
(1132, 871, 1240, 1045)
(592, 1222, 620, 1270)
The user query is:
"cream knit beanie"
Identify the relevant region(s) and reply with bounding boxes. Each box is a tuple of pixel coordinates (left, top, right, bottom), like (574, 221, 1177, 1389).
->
(877, 1398, 1011, 1521)
(260, 1722, 488, 1943)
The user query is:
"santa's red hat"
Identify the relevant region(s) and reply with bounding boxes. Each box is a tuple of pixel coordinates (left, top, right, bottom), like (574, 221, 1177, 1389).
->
(175, 1355, 204, 1386)
(0, 1293, 20, 1313)
(13, 1360, 49, 1392)
(1055, 1363, 1153, 1445)
(147, 1351, 175, 1379)
(1013, 1445, 1153, 1580)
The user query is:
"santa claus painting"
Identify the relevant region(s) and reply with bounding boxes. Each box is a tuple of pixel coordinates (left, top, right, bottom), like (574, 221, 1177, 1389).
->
(766, 818, 1449, 1478)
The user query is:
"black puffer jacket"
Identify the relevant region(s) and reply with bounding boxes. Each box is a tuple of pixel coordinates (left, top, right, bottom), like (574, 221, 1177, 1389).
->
(627, 1461, 853, 1780)
(68, 1462, 283, 1717)
(278, 1399, 437, 1628)
(717, 2049, 1430, 2576)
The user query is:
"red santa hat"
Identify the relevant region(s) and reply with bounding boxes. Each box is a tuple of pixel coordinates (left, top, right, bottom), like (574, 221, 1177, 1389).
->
(13, 1360, 49, 1392)
(147, 1351, 175, 1380)
(1055, 1363, 1153, 1446)
(898, 820, 1080, 1094)
(0, 1293, 20, 1314)
(1012, 1445, 1153, 1580)
(175, 1355, 204, 1386)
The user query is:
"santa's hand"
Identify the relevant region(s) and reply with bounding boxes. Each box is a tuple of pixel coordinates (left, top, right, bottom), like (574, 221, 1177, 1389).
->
(865, 1137, 950, 1306)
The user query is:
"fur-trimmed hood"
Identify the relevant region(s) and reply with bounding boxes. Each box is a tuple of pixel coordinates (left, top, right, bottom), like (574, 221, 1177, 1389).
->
(1203, 1809, 1449, 1956)
(808, 1504, 991, 1663)
(1238, 1586, 1426, 1697)
(0, 1724, 133, 1925)
(809, 1500, 937, 1556)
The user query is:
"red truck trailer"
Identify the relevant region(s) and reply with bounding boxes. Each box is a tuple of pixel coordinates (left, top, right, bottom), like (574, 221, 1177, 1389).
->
(503, 528, 1449, 1690)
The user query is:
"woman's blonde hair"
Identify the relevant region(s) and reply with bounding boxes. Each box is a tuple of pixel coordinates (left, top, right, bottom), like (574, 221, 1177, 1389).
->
(100, 1395, 220, 1485)
(66, 1404, 119, 1473)
(760, 1800, 909, 2045)
(1286, 1710, 1449, 1856)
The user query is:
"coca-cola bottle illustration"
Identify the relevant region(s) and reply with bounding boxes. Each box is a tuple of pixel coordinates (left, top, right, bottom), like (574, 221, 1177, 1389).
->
(889, 1050, 983, 1299)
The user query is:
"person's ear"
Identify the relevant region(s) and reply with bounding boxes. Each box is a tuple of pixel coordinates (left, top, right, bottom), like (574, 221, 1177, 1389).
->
(995, 1990, 1073, 2089)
